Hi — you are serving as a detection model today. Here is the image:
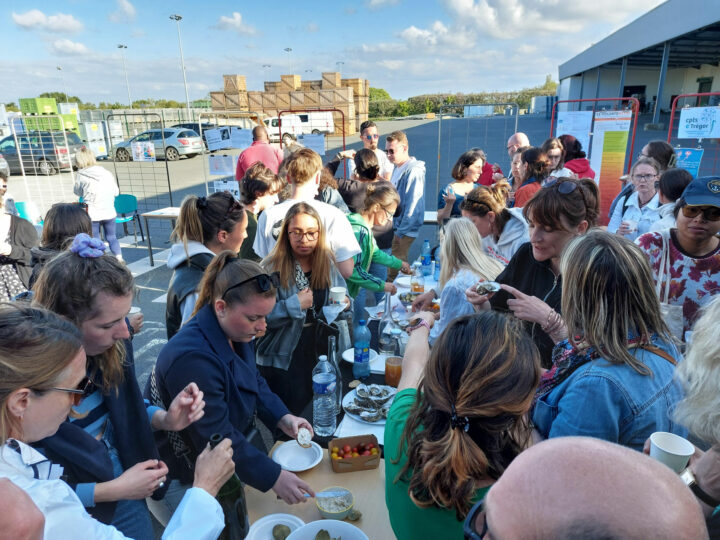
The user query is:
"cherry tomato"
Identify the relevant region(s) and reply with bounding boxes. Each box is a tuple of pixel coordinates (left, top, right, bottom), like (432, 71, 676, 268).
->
(366, 443, 374, 450)
(343, 452, 352, 459)
(331, 454, 341, 460)
(352, 447, 358, 453)
(352, 452, 359, 458)
(342, 445, 351, 454)
(370, 448, 379, 455)
(332, 447, 340, 454)
(361, 450, 371, 456)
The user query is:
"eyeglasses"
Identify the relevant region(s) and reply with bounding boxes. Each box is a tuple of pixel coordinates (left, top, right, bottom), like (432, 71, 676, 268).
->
(33, 377, 95, 406)
(681, 205, 720, 222)
(222, 272, 280, 299)
(364, 134, 379, 140)
(463, 497, 488, 539)
(632, 174, 657, 182)
(288, 230, 319, 241)
(382, 208, 394, 221)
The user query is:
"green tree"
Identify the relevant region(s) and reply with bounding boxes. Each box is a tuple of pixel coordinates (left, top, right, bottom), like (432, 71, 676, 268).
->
(369, 87, 392, 101)
(394, 100, 410, 117)
(4, 102, 19, 112)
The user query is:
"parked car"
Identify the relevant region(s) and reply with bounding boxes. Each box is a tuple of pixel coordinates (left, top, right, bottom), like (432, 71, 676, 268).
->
(113, 128, 203, 162)
(0, 131, 85, 175)
(171, 122, 217, 151)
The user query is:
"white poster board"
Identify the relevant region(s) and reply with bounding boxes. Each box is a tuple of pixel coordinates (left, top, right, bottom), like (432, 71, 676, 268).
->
(208, 154, 237, 176)
(678, 107, 720, 139)
(555, 111, 593, 155)
(211, 179, 240, 199)
(230, 127, 252, 150)
(131, 141, 155, 161)
(205, 127, 231, 151)
(299, 134, 326, 156)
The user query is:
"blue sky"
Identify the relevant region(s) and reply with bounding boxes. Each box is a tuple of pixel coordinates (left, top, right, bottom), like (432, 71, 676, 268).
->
(1, 0, 664, 105)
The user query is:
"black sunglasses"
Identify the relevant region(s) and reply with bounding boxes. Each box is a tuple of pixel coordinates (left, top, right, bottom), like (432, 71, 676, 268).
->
(222, 272, 280, 299)
(463, 497, 488, 539)
(681, 205, 720, 222)
(33, 376, 95, 406)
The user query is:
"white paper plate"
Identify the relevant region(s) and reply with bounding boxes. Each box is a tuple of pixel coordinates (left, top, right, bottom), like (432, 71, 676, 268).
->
(342, 387, 395, 425)
(341, 348, 384, 374)
(395, 275, 412, 288)
(271, 440, 323, 472)
(247, 513, 305, 540)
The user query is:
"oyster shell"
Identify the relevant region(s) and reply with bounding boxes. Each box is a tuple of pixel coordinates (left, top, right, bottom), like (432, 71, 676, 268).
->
(475, 281, 501, 295)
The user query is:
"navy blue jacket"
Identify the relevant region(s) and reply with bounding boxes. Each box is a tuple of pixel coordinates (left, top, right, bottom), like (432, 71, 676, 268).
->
(153, 304, 289, 492)
(35, 337, 164, 524)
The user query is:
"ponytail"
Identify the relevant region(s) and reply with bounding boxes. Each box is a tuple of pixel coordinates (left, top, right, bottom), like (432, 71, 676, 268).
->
(172, 193, 245, 255)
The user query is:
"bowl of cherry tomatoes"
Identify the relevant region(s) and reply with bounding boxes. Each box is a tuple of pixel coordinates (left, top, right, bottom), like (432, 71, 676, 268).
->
(328, 435, 381, 473)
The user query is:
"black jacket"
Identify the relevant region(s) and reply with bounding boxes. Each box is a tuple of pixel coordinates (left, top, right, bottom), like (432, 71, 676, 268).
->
(491, 242, 562, 368)
(165, 252, 214, 339)
(0, 214, 38, 287)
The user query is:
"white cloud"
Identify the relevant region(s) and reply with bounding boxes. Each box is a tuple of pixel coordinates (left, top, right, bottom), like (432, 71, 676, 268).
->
(378, 60, 405, 71)
(306, 22, 319, 33)
(12, 9, 84, 33)
(109, 0, 136, 23)
(216, 12, 257, 36)
(50, 39, 90, 56)
(368, 0, 400, 6)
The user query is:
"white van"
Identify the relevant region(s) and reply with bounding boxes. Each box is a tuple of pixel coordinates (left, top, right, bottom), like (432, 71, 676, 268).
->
(296, 112, 334, 135)
(263, 115, 303, 142)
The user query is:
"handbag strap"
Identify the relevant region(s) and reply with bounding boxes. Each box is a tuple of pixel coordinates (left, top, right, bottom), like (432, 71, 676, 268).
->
(638, 344, 678, 366)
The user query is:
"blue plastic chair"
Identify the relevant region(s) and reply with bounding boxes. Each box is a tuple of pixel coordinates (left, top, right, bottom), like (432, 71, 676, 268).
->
(114, 194, 145, 245)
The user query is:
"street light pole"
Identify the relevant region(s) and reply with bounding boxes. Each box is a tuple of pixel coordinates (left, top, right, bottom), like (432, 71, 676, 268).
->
(170, 14, 191, 112)
(117, 44, 132, 109)
(56, 66, 68, 103)
(284, 47, 293, 75)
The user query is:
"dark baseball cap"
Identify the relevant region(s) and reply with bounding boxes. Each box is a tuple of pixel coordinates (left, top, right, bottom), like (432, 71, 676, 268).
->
(682, 176, 720, 208)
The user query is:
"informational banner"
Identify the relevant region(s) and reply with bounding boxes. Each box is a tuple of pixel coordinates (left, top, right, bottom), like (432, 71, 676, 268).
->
(675, 148, 704, 177)
(205, 127, 231, 151)
(589, 110, 632, 226)
(131, 141, 155, 161)
(555, 111, 593, 155)
(678, 107, 720, 139)
(299, 134, 326, 156)
(208, 154, 237, 176)
(464, 105, 494, 117)
(211, 179, 240, 199)
(230, 127, 252, 150)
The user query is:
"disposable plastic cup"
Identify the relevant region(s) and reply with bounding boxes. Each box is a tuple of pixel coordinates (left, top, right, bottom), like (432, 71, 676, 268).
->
(649, 432, 695, 473)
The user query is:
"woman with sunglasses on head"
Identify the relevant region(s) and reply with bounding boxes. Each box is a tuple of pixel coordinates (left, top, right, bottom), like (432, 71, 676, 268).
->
(32, 235, 206, 539)
(166, 192, 248, 340)
(608, 157, 662, 241)
(636, 176, 720, 341)
(466, 178, 600, 368)
(384, 310, 540, 539)
(153, 254, 314, 507)
(347, 184, 411, 321)
(437, 149, 487, 224)
(0, 303, 236, 540)
(257, 203, 348, 414)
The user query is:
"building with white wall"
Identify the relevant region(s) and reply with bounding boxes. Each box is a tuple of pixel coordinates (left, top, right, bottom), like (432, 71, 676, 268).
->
(558, 0, 720, 124)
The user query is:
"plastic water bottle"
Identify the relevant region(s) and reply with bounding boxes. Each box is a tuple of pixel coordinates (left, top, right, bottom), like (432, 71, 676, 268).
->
(327, 335, 343, 415)
(312, 355, 337, 437)
(353, 319, 371, 380)
(420, 239, 432, 276)
(433, 257, 441, 281)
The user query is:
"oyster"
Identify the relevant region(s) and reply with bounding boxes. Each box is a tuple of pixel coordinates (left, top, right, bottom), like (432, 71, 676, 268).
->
(475, 281, 501, 295)
(344, 403, 365, 415)
(273, 524, 291, 540)
(345, 384, 397, 422)
(360, 409, 384, 422)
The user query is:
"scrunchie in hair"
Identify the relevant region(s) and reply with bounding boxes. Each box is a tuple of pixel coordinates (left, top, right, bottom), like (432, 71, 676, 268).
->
(70, 233, 107, 258)
(196, 196, 208, 210)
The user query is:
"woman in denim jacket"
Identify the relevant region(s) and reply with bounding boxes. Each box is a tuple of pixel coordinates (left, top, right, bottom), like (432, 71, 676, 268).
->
(532, 231, 686, 450)
(257, 202, 349, 414)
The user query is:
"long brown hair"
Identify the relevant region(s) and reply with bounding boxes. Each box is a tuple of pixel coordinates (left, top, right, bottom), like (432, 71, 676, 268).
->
(262, 202, 335, 290)
(523, 177, 600, 231)
(460, 182, 512, 236)
(172, 192, 245, 254)
(395, 311, 541, 518)
(41, 203, 92, 250)
(0, 303, 83, 445)
(33, 250, 133, 392)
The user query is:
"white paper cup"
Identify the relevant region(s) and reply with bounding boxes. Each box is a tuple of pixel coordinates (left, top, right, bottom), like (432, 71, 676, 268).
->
(329, 287, 346, 304)
(622, 219, 638, 233)
(649, 432, 695, 473)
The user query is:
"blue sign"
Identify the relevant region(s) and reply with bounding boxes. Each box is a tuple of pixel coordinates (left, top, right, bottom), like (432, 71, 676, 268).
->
(675, 148, 704, 178)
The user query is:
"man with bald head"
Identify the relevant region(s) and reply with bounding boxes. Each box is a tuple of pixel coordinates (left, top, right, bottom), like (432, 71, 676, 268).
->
(506, 132, 530, 158)
(235, 124, 284, 181)
(464, 437, 708, 540)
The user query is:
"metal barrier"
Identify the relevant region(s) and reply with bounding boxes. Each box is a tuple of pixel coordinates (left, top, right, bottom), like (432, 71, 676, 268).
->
(435, 103, 519, 202)
(666, 92, 720, 178)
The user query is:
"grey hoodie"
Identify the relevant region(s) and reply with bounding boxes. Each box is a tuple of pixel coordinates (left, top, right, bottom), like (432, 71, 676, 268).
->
(391, 157, 426, 238)
(481, 207, 529, 265)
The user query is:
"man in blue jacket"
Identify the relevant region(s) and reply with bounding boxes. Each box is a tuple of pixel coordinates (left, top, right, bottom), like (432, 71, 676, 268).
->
(385, 130, 425, 281)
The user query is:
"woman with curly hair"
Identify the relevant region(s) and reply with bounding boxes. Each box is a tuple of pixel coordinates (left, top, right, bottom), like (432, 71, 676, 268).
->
(384, 310, 541, 539)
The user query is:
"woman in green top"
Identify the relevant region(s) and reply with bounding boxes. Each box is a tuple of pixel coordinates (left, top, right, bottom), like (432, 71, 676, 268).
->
(384, 310, 541, 539)
(346, 184, 410, 322)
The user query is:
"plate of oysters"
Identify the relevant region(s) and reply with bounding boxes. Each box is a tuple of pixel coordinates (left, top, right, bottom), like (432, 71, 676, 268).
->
(342, 383, 397, 425)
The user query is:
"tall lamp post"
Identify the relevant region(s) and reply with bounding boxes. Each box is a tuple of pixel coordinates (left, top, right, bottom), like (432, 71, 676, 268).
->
(284, 47, 293, 75)
(170, 14, 191, 112)
(56, 66, 68, 104)
(117, 45, 133, 109)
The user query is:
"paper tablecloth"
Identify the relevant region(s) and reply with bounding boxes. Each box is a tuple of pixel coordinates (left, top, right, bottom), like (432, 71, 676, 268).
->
(334, 414, 386, 446)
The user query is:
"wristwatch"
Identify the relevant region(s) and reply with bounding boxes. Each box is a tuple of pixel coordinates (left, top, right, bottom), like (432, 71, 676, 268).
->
(408, 318, 432, 334)
(680, 467, 720, 507)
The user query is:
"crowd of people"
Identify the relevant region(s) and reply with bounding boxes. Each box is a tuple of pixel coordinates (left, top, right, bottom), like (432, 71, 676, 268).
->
(0, 121, 718, 540)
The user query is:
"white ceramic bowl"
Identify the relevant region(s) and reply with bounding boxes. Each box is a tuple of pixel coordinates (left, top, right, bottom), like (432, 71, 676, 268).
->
(286, 520, 368, 540)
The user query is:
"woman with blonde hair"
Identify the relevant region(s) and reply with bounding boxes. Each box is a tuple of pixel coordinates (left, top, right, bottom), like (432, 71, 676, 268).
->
(73, 147, 121, 260)
(257, 202, 348, 413)
(33, 235, 205, 538)
(0, 303, 235, 539)
(428, 217, 505, 344)
(532, 230, 685, 449)
(385, 310, 541, 538)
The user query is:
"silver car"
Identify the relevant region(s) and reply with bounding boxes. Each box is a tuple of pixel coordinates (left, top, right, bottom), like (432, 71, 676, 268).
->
(113, 128, 203, 161)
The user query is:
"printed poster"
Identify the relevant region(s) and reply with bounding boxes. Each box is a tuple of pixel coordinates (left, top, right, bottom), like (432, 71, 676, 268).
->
(675, 148, 704, 177)
(208, 154, 237, 176)
(299, 134, 326, 156)
(131, 141, 155, 161)
(589, 110, 632, 226)
(230, 127, 252, 150)
(205, 127, 231, 151)
(678, 107, 720, 139)
(555, 111, 593, 155)
(211, 180, 240, 199)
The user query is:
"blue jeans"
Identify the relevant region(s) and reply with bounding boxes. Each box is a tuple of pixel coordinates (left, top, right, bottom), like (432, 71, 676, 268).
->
(93, 219, 122, 257)
(102, 421, 154, 540)
(353, 248, 390, 323)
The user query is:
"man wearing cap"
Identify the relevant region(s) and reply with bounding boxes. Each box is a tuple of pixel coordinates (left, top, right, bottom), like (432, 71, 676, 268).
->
(636, 176, 720, 340)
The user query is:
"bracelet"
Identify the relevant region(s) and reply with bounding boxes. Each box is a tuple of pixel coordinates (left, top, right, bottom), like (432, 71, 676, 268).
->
(408, 319, 432, 334)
